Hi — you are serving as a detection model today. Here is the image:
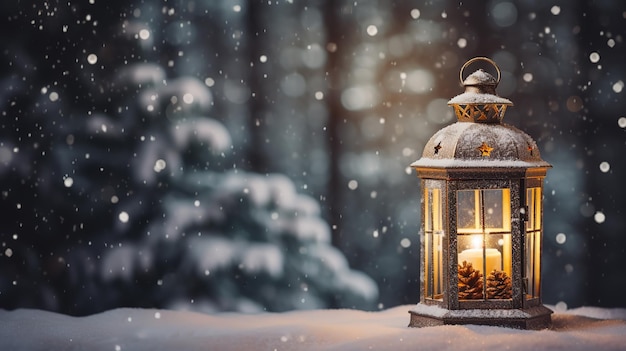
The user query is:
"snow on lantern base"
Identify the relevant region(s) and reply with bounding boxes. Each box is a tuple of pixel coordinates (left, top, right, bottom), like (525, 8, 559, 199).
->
(408, 303, 553, 330)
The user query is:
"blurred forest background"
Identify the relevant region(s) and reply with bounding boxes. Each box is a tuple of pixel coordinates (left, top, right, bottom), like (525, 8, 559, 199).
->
(1, 0, 625, 315)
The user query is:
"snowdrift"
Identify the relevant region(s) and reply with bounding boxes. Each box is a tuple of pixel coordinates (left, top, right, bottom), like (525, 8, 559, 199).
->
(1, 305, 625, 350)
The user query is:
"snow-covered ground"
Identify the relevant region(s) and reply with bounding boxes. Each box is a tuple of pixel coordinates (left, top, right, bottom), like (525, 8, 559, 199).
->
(1, 305, 626, 351)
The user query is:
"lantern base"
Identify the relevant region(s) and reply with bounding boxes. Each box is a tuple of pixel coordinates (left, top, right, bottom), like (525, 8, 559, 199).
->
(408, 303, 552, 330)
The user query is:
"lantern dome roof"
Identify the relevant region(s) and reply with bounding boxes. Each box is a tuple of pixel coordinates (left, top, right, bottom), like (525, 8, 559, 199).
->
(411, 122, 551, 169)
(412, 57, 550, 170)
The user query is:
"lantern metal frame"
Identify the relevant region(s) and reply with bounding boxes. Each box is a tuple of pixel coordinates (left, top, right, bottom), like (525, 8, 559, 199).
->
(408, 57, 552, 330)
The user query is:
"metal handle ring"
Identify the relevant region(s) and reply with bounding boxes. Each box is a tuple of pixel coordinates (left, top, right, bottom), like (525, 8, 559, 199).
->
(459, 57, 501, 85)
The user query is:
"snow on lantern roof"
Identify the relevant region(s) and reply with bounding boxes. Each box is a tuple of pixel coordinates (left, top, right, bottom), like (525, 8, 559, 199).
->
(411, 121, 551, 169)
(448, 91, 513, 106)
(448, 68, 512, 106)
(462, 68, 498, 86)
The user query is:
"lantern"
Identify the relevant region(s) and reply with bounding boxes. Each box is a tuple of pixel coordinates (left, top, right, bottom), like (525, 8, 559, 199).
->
(408, 57, 552, 329)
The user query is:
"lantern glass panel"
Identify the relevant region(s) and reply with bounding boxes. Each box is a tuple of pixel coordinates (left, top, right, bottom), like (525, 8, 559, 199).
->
(457, 189, 512, 300)
(525, 187, 543, 298)
(424, 185, 444, 300)
(457, 189, 511, 233)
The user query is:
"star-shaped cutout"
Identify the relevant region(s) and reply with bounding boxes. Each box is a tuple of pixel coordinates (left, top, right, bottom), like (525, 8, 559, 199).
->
(434, 142, 442, 155)
(477, 141, 494, 157)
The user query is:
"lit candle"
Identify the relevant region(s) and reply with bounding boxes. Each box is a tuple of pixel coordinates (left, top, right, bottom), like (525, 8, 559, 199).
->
(458, 248, 502, 274)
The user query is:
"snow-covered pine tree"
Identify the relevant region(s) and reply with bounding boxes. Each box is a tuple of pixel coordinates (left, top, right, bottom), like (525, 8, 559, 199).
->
(91, 62, 378, 313)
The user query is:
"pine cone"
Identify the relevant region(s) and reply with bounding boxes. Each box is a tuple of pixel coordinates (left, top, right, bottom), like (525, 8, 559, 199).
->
(458, 261, 483, 300)
(486, 270, 512, 299)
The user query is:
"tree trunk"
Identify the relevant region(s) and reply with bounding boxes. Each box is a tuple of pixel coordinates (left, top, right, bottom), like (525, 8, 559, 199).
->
(246, 0, 269, 173)
(323, 0, 345, 247)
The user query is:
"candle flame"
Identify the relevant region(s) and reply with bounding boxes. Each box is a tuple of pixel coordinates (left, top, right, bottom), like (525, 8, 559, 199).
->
(471, 235, 483, 249)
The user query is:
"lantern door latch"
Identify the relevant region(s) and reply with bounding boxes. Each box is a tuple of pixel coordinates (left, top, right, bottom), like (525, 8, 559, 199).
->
(520, 205, 529, 221)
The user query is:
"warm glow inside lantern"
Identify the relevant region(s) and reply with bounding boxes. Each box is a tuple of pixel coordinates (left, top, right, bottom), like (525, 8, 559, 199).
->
(408, 57, 552, 329)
